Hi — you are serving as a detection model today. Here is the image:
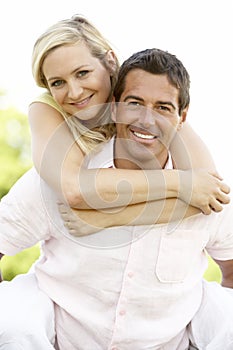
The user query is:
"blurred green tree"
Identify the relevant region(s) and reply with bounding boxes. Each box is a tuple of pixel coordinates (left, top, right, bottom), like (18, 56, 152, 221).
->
(0, 107, 32, 199)
(0, 96, 36, 280)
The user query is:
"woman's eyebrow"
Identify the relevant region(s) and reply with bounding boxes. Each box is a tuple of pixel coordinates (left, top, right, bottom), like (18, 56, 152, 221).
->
(47, 65, 88, 82)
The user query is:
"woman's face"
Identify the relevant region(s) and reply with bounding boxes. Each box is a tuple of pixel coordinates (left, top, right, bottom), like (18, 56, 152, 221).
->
(42, 41, 112, 120)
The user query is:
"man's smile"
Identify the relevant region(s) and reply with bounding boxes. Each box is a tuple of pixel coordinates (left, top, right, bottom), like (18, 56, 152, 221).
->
(132, 130, 156, 140)
(129, 127, 158, 142)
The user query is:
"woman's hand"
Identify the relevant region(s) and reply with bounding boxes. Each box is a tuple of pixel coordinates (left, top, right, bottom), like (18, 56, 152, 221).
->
(178, 169, 230, 214)
(58, 203, 116, 236)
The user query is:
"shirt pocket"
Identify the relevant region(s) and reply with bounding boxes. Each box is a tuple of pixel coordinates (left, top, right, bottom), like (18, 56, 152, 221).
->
(155, 229, 208, 283)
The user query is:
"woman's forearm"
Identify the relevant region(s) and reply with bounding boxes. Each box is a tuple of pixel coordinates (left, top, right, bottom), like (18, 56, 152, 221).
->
(88, 199, 201, 227)
(66, 167, 179, 209)
(63, 167, 230, 215)
(60, 199, 201, 237)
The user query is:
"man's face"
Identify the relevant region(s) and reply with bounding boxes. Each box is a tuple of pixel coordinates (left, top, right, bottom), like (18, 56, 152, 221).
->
(112, 69, 187, 169)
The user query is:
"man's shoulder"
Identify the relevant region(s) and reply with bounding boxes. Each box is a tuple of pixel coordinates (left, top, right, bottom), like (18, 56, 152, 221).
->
(186, 199, 233, 236)
(1, 167, 44, 203)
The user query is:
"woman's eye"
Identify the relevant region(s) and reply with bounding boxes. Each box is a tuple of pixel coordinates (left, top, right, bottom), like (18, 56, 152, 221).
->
(51, 80, 64, 88)
(77, 70, 89, 78)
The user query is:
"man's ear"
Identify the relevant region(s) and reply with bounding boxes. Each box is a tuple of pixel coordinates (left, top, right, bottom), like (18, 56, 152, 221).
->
(178, 106, 188, 130)
(111, 97, 117, 122)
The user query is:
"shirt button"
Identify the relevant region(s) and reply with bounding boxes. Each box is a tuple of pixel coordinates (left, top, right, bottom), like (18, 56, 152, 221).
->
(119, 309, 126, 316)
(128, 271, 134, 278)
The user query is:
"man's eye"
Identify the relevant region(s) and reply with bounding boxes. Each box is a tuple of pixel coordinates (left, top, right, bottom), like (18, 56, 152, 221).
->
(126, 102, 142, 111)
(124, 102, 144, 113)
(128, 101, 141, 107)
(158, 105, 171, 112)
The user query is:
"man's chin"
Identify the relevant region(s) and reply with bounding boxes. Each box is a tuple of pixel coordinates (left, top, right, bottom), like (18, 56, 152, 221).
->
(127, 149, 162, 170)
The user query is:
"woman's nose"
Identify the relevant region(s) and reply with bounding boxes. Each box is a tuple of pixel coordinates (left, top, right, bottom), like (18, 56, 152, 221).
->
(67, 81, 84, 100)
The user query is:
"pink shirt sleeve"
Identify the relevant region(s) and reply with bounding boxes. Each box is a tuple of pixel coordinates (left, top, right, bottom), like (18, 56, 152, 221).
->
(206, 202, 233, 260)
(0, 169, 51, 255)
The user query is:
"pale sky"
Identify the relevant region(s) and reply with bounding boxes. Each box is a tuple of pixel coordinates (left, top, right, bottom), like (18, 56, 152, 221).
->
(1, 0, 233, 182)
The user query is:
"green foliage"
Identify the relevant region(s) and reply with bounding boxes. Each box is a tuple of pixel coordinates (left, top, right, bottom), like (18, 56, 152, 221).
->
(204, 255, 222, 283)
(0, 245, 41, 281)
(0, 104, 38, 281)
(0, 107, 32, 198)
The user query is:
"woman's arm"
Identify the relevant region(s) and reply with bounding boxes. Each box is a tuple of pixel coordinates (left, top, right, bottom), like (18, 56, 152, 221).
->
(170, 122, 217, 171)
(29, 102, 84, 200)
(59, 199, 201, 237)
(29, 102, 230, 214)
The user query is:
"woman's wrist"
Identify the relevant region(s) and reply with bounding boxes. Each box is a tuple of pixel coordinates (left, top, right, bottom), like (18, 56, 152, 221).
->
(162, 169, 180, 199)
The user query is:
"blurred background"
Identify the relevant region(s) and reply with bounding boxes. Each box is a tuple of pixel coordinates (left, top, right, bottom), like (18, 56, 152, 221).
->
(1, 0, 232, 281)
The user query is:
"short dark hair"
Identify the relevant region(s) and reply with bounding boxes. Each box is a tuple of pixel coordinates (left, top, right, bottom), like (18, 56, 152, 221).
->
(114, 48, 190, 115)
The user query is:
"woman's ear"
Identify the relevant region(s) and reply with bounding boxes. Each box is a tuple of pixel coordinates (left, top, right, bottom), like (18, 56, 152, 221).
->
(105, 50, 117, 72)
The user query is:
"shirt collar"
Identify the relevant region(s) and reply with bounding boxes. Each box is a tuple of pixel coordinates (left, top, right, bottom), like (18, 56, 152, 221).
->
(85, 137, 172, 170)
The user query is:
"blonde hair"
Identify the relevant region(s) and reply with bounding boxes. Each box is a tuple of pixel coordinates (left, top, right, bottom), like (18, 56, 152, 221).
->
(32, 15, 119, 154)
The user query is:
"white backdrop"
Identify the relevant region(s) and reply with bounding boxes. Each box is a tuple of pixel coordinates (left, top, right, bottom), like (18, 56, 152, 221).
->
(1, 0, 232, 183)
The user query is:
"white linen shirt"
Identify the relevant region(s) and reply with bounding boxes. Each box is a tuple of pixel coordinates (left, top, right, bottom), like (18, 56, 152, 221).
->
(0, 138, 233, 350)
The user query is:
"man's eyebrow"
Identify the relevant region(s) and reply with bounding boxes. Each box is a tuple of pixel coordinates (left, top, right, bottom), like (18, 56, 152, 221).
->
(123, 95, 144, 103)
(123, 96, 177, 110)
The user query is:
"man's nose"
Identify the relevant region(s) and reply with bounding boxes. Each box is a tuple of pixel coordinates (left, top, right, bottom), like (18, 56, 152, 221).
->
(68, 80, 83, 100)
(138, 107, 155, 127)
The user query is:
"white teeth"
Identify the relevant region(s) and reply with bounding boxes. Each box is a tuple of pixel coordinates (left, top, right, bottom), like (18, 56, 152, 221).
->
(74, 96, 91, 106)
(76, 98, 89, 105)
(133, 131, 155, 139)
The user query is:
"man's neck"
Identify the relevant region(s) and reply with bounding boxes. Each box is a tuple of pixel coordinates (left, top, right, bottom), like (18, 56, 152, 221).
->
(113, 138, 169, 170)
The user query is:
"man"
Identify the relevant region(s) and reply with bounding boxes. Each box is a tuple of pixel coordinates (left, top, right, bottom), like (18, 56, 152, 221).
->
(0, 48, 233, 349)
